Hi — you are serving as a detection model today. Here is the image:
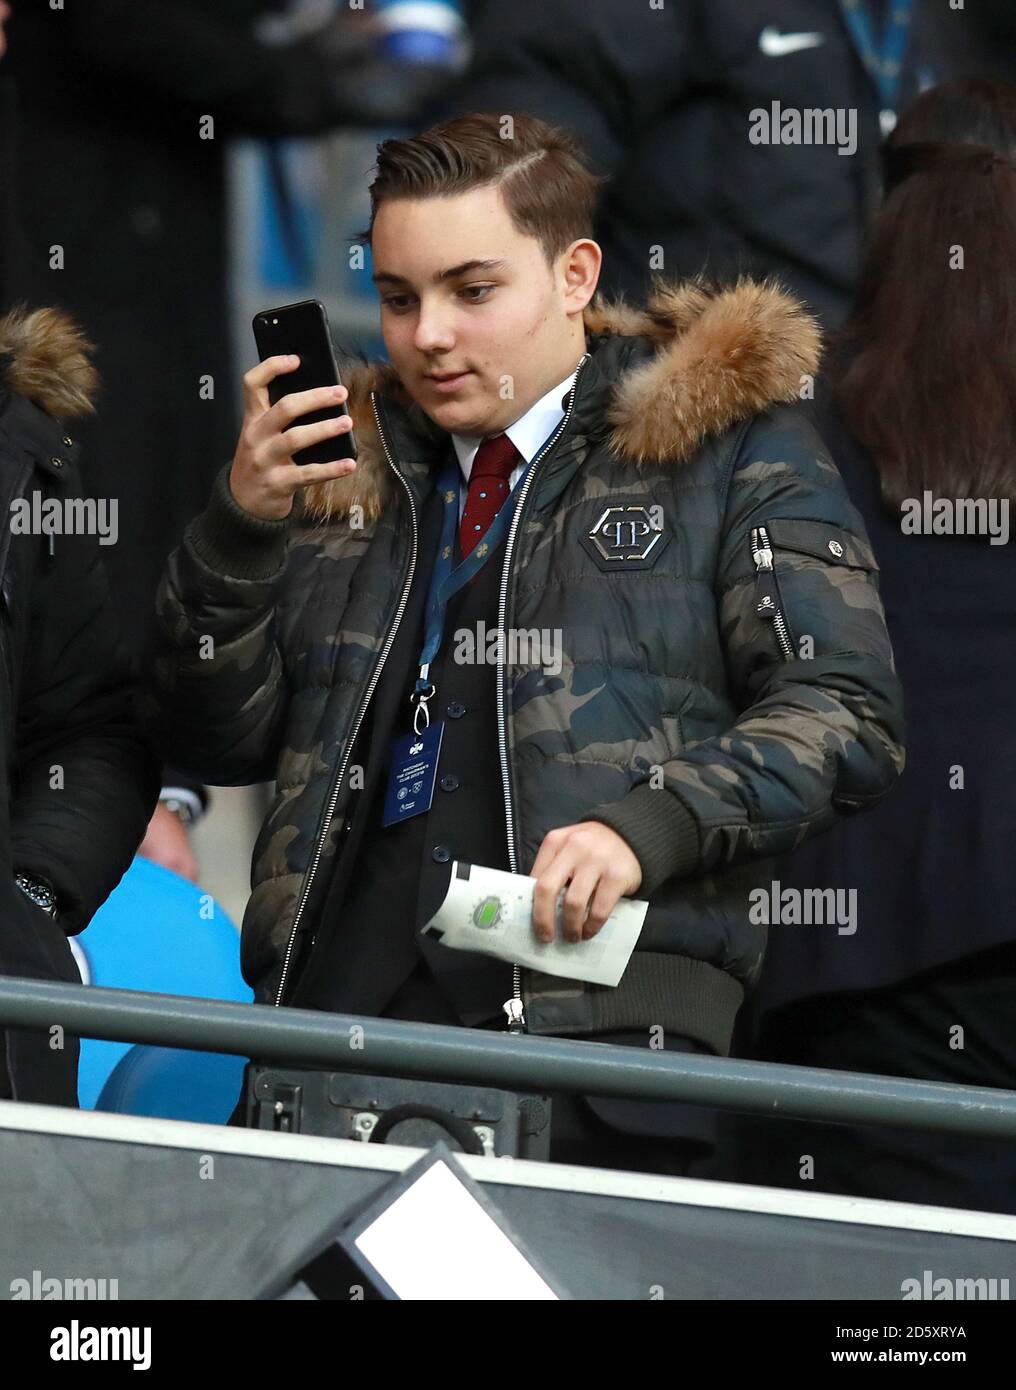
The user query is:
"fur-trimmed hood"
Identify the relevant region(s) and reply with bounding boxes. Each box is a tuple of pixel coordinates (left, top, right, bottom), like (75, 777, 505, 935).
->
(304, 276, 821, 523)
(0, 303, 99, 421)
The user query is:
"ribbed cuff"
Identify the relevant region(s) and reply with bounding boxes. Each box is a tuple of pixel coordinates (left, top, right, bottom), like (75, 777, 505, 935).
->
(581, 783, 701, 895)
(187, 464, 290, 581)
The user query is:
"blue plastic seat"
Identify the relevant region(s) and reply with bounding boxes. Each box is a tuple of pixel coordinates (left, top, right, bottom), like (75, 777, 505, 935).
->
(74, 856, 252, 1118)
(96, 1044, 248, 1125)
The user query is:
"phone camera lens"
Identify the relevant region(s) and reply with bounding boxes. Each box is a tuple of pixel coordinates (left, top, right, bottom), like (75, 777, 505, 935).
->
(272, 318, 278, 325)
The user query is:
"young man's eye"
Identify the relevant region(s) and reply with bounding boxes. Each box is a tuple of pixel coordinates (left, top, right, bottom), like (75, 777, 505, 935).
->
(460, 284, 494, 302)
(381, 295, 415, 312)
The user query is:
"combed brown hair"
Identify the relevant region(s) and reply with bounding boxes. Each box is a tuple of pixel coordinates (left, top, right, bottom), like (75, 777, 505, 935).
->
(358, 111, 607, 266)
(834, 79, 1016, 512)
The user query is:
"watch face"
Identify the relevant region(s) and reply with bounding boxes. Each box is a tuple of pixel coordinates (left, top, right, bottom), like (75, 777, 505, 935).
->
(16, 876, 56, 914)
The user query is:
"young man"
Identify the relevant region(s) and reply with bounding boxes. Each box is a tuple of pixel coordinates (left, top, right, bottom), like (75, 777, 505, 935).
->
(149, 114, 904, 1169)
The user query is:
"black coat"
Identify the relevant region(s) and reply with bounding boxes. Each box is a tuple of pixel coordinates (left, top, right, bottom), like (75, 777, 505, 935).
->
(751, 400, 1016, 1020)
(449, 0, 985, 327)
(0, 304, 160, 1105)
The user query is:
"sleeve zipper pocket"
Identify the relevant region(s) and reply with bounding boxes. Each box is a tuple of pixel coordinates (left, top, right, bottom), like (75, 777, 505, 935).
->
(751, 525, 796, 661)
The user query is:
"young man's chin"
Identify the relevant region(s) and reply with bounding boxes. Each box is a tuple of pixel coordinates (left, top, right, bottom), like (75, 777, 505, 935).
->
(418, 396, 497, 436)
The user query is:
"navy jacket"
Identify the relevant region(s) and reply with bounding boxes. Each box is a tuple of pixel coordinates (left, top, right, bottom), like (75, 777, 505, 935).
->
(752, 400, 1016, 1018)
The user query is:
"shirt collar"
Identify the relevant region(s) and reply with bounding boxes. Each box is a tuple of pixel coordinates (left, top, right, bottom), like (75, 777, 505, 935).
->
(451, 362, 582, 482)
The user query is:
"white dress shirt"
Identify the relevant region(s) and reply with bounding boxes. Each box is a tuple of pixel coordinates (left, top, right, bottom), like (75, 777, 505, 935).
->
(450, 362, 582, 523)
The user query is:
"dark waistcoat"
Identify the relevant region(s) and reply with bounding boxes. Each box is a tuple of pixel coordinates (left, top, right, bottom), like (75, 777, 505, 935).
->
(292, 464, 519, 1026)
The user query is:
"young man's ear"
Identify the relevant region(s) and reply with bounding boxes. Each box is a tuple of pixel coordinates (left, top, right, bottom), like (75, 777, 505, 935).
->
(560, 240, 602, 315)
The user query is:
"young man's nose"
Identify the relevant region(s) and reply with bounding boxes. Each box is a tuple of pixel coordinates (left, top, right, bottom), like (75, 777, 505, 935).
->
(412, 299, 457, 354)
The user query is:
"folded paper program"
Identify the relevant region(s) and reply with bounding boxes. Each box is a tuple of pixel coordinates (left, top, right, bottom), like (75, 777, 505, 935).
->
(421, 861, 646, 987)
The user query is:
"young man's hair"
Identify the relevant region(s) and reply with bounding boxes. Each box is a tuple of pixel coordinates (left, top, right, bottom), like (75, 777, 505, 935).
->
(357, 111, 607, 266)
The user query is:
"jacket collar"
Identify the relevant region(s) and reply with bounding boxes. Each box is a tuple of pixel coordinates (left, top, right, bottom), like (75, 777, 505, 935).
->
(0, 303, 96, 483)
(301, 275, 821, 523)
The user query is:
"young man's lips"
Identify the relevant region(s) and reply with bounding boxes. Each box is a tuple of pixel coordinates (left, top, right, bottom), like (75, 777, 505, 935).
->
(426, 370, 473, 392)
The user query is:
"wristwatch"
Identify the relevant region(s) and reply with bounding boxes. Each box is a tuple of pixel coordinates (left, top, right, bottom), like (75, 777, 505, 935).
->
(14, 872, 58, 919)
(159, 793, 198, 828)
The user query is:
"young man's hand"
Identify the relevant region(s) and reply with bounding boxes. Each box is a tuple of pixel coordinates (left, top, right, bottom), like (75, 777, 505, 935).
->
(530, 823, 642, 943)
(229, 356, 357, 520)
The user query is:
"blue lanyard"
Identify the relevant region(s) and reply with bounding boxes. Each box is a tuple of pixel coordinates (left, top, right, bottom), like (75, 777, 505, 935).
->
(837, 0, 913, 114)
(411, 458, 530, 725)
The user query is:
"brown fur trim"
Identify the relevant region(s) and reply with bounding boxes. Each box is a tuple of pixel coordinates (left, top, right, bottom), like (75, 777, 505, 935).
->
(300, 355, 448, 524)
(605, 277, 822, 466)
(299, 360, 397, 524)
(300, 275, 822, 519)
(0, 303, 100, 420)
(582, 290, 656, 341)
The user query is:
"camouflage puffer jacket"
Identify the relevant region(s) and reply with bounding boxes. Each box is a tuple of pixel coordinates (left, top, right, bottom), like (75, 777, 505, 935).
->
(150, 278, 905, 1054)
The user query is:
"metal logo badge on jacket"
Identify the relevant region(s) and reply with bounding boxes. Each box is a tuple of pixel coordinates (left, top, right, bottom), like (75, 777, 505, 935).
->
(580, 503, 671, 572)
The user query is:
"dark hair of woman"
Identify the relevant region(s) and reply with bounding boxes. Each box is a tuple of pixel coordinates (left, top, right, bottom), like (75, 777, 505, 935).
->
(834, 79, 1016, 513)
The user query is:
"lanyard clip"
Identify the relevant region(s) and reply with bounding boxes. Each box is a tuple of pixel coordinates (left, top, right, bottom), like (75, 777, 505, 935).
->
(410, 667, 435, 736)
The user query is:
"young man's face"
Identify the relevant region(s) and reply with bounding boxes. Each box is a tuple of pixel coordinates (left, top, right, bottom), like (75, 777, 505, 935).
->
(371, 183, 600, 437)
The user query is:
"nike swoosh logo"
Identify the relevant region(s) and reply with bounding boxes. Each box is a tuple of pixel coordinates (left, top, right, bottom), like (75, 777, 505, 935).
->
(758, 26, 825, 58)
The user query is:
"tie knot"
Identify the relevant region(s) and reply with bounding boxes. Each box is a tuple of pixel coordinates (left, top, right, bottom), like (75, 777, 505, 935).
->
(471, 432, 521, 482)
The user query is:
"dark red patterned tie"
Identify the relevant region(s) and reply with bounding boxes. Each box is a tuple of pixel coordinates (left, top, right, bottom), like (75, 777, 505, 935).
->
(459, 433, 522, 560)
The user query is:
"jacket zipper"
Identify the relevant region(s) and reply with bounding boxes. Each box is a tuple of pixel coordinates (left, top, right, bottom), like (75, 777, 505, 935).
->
(273, 393, 420, 1007)
(0, 463, 37, 716)
(497, 353, 591, 1034)
(751, 525, 795, 661)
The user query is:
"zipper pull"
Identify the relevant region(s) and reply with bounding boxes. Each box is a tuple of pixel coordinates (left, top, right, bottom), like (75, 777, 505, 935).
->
(751, 526, 779, 618)
(751, 526, 773, 571)
(503, 996, 526, 1033)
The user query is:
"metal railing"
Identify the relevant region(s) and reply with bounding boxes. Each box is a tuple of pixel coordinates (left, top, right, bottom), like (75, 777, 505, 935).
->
(2, 976, 1016, 1139)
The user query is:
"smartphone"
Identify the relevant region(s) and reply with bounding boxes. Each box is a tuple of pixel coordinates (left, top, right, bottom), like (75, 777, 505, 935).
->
(252, 300, 357, 464)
